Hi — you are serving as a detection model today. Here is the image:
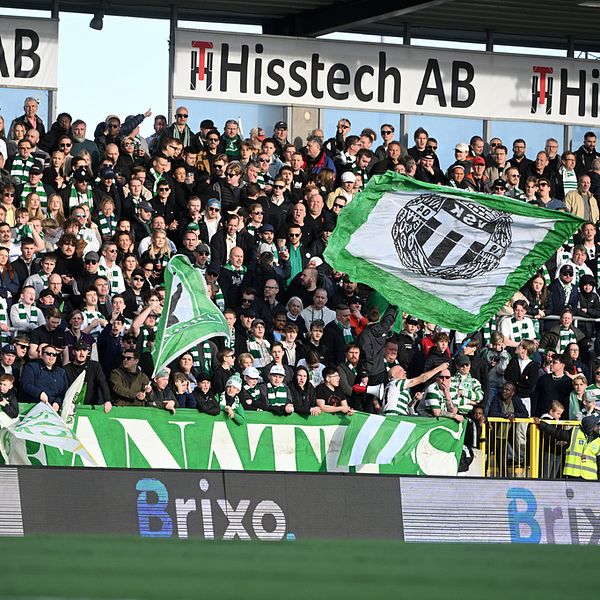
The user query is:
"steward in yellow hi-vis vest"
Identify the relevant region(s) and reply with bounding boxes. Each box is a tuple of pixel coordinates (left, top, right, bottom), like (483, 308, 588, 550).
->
(535, 414, 600, 480)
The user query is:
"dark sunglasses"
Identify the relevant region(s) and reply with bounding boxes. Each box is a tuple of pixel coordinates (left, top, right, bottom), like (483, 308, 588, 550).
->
(43, 351, 60, 357)
(333, 203, 345, 209)
(381, 130, 393, 135)
(176, 113, 188, 118)
(274, 185, 285, 189)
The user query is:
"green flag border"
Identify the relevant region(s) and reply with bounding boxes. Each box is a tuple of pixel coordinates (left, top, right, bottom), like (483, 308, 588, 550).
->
(324, 172, 584, 331)
(151, 255, 230, 376)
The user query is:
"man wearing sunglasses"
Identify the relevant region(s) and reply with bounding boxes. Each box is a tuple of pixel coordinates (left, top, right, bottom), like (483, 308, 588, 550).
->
(420, 367, 464, 422)
(20, 343, 68, 411)
(161, 106, 193, 149)
(109, 350, 151, 407)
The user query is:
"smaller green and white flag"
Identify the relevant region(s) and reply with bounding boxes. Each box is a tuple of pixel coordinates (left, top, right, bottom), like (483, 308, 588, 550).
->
(3, 402, 97, 465)
(60, 371, 87, 426)
(151, 254, 229, 377)
(324, 173, 584, 332)
(338, 412, 465, 475)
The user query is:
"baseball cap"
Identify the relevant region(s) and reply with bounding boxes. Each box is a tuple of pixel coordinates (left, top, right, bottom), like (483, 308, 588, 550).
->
(274, 121, 288, 130)
(99, 166, 116, 179)
(270, 364, 286, 376)
(450, 163, 465, 172)
(455, 142, 469, 152)
(2, 344, 17, 355)
(492, 178, 507, 190)
(206, 263, 220, 276)
(472, 156, 486, 166)
(84, 251, 100, 262)
(207, 198, 221, 209)
(260, 223, 275, 233)
(139, 201, 154, 213)
(421, 151, 435, 160)
(341, 171, 356, 183)
(74, 340, 91, 351)
(243, 367, 262, 381)
(73, 167, 89, 182)
(29, 165, 43, 176)
(454, 354, 470, 367)
(197, 243, 210, 253)
(405, 316, 419, 326)
(200, 119, 215, 129)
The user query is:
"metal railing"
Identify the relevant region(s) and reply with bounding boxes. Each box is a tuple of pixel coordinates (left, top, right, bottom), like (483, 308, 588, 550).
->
(481, 418, 581, 479)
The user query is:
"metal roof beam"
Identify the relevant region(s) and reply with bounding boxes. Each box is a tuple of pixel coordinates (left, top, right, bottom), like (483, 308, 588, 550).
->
(264, 0, 454, 38)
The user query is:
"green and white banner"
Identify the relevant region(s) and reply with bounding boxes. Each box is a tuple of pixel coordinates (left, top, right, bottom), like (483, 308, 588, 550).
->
(324, 173, 583, 331)
(0, 405, 465, 475)
(337, 413, 464, 475)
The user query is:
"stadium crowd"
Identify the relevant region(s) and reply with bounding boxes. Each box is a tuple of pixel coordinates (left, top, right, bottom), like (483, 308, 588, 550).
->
(1, 97, 600, 451)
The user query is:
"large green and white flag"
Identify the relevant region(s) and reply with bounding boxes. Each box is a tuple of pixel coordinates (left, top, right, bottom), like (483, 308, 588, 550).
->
(0, 402, 97, 465)
(338, 412, 465, 475)
(324, 173, 584, 331)
(151, 254, 229, 376)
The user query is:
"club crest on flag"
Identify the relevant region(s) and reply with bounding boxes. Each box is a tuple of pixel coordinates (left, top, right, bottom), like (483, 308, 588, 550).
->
(392, 193, 513, 280)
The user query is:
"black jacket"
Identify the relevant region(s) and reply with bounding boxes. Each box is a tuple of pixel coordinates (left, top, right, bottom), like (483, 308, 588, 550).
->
(358, 306, 397, 378)
(64, 359, 112, 405)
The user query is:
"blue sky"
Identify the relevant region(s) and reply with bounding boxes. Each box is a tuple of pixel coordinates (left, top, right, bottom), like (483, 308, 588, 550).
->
(0, 7, 595, 169)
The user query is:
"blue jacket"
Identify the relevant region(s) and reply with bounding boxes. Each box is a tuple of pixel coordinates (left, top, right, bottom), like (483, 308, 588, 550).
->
(21, 361, 69, 406)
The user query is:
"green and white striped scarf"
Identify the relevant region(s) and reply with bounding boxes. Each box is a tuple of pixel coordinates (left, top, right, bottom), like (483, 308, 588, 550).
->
(482, 318, 497, 346)
(225, 328, 236, 350)
(247, 336, 271, 366)
(345, 361, 357, 377)
(217, 391, 240, 411)
(98, 263, 121, 294)
(214, 288, 225, 312)
(83, 308, 103, 338)
(0, 300, 9, 345)
(17, 302, 39, 326)
(14, 224, 32, 243)
(243, 384, 260, 402)
(10, 157, 35, 184)
(190, 342, 213, 375)
(336, 320, 354, 344)
(149, 168, 165, 193)
(266, 383, 288, 406)
(558, 328, 577, 353)
(511, 317, 530, 342)
(561, 168, 578, 194)
(68, 185, 93, 211)
(20, 181, 48, 211)
(97, 212, 117, 239)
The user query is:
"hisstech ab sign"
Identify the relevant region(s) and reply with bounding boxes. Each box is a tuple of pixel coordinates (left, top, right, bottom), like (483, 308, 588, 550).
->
(174, 29, 600, 125)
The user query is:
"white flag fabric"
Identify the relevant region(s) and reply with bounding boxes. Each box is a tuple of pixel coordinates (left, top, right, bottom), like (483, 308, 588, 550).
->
(324, 173, 583, 331)
(3, 403, 97, 465)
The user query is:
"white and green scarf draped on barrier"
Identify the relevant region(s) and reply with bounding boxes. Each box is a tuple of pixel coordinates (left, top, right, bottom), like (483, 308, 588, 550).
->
(151, 254, 229, 377)
(0, 405, 465, 475)
(323, 173, 583, 332)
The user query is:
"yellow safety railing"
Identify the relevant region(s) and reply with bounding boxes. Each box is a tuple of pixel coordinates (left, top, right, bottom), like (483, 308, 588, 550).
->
(482, 418, 581, 479)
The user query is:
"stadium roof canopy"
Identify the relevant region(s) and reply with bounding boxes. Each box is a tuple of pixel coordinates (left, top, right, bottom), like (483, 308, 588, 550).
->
(5, 0, 600, 53)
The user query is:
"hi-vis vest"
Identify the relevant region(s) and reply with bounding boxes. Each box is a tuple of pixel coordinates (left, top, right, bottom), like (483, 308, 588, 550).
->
(563, 429, 600, 480)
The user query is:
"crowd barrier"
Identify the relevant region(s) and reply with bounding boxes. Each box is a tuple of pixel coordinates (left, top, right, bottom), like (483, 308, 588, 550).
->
(1, 466, 598, 544)
(482, 418, 581, 479)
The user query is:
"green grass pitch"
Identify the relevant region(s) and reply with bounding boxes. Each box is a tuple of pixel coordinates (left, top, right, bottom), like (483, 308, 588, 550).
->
(0, 535, 597, 599)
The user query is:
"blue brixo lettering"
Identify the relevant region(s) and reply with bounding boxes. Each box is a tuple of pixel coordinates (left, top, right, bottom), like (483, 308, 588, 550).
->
(507, 488, 541, 543)
(136, 478, 173, 538)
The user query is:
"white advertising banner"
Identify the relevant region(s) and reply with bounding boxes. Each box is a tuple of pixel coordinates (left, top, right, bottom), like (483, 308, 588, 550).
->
(0, 17, 58, 89)
(174, 29, 600, 126)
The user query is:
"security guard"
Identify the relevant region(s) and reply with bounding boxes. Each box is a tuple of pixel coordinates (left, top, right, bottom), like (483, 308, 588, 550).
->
(535, 414, 600, 479)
